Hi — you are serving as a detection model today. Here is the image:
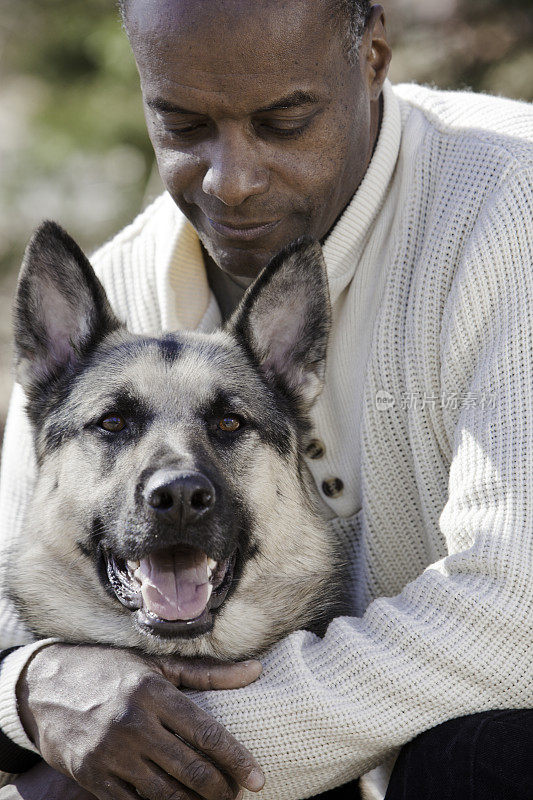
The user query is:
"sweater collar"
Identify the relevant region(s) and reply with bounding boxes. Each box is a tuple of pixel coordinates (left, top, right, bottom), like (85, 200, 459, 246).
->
(161, 79, 401, 330)
(157, 210, 218, 333)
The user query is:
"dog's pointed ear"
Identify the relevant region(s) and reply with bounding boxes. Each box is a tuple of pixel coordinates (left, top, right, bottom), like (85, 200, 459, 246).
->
(227, 238, 330, 409)
(14, 221, 120, 393)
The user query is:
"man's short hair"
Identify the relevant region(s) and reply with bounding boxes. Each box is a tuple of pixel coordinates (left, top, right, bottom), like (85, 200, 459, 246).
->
(117, 0, 372, 61)
(329, 0, 372, 59)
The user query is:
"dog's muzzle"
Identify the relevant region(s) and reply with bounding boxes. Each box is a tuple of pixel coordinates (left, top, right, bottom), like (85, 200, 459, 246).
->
(100, 469, 237, 638)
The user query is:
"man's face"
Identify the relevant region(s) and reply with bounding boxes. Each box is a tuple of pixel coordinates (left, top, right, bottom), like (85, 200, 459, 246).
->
(127, 0, 379, 280)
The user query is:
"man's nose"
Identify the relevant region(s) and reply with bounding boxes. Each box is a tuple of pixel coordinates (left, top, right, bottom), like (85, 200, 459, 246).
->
(202, 130, 269, 206)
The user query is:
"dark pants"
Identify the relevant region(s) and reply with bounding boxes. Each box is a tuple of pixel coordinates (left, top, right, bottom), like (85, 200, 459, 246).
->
(309, 710, 533, 800)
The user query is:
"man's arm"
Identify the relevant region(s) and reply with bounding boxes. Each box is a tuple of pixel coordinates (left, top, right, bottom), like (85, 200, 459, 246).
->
(179, 165, 533, 798)
(0, 383, 52, 776)
(0, 383, 37, 650)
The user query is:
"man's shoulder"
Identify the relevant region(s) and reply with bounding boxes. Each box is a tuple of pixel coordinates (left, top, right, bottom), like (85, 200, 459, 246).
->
(393, 82, 533, 167)
(87, 191, 184, 332)
(91, 191, 178, 274)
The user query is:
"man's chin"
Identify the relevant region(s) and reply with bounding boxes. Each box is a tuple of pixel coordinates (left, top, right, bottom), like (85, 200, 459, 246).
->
(200, 236, 282, 281)
(180, 203, 312, 279)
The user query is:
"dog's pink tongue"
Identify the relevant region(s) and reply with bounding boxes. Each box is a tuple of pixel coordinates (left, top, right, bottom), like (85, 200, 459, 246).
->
(137, 546, 209, 621)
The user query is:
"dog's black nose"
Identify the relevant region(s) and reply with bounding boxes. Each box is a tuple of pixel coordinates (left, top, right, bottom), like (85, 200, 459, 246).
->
(143, 470, 215, 525)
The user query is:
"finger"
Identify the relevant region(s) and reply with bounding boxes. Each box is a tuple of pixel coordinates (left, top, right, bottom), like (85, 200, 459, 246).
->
(147, 728, 239, 800)
(155, 657, 262, 691)
(159, 692, 265, 792)
(90, 777, 140, 800)
(133, 760, 209, 800)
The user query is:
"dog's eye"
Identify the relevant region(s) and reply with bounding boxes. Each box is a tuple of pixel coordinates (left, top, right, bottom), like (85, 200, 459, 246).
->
(218, 416, 241, 432)
(99, 414, 126, 432)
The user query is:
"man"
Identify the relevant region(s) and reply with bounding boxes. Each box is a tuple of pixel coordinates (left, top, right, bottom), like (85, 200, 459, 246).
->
(0, 1, 532, 799)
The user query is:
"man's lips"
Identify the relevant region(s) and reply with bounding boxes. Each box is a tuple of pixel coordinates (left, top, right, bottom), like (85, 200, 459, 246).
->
(206, 216, 282, 242)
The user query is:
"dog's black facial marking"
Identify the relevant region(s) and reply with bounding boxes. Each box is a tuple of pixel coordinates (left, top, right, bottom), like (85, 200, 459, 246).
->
(26, 350, 94, 450)
(257, 380, 311, 459)
(212, 530, 258, 613)
(41, 420, 73, 458)
(105, 455, 254, 564)
(89, 390, 155, 434)
(200, 386, 295, 460)
(94, 479, 257, 639)
(37, 376, 156, 462)
(27, 334, 136, 455)
(90, 517, 106, 549)
(94, 335, 186, 368)
(201, 389, 255, 451)
(157, 335, 183, 364)
(77, 516, 106, 559)
(88, 395, 156, 476)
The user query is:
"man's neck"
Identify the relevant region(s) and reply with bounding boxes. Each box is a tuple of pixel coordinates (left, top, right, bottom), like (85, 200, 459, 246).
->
(203, 249, 248, 322)
(321, 92, 384, 246)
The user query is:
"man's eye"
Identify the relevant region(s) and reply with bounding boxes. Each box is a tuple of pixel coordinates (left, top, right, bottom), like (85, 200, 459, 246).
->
(260, 123, 308, 138)
(217, 416, 241, 432)
(255, 115, 312, 139)
(99, 414, 126, 433)
(168, 122, 208, 136)
(159, 115, 210, 139)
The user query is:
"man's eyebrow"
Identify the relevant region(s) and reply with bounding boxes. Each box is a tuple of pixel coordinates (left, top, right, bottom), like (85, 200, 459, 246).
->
(146, 90, 321, 116)
(146, 97, 195, 114)
(256, 90, 321, 112)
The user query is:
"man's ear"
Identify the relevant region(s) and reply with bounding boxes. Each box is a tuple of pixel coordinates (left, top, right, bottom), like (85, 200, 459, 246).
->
(227, 238, 331, 410)
(14, 221, 120, 394)
(361, 4, 391, 101)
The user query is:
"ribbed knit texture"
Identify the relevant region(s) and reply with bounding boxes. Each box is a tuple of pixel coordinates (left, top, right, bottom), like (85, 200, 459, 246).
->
(0, 82, 532, 798)
(0, 641, 58, 752)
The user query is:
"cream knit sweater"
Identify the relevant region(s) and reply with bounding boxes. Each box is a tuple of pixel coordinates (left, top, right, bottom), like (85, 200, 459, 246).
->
(0, 82, 532, 799)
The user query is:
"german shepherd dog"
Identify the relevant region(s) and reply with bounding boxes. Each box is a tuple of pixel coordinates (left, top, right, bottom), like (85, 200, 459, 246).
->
(7, 222, 342, 660)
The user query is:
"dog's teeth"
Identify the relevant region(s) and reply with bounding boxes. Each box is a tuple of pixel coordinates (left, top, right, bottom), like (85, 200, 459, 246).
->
(127, 561, 142, 585)
(207, 557, 217, 577)
(206, 583, 213, 602)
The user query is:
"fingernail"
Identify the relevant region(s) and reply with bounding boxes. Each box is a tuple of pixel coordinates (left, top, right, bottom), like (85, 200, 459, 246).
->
(242, 660, 262, 675)
(245, 767, 265, 791)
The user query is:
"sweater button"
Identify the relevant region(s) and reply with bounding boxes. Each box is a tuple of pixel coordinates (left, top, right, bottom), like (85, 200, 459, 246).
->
(306, 438, 326, 459)
(322, 477, 344, 498)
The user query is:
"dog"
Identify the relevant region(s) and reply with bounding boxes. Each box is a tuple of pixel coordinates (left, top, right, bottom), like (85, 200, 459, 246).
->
(6, 222, 343, 660)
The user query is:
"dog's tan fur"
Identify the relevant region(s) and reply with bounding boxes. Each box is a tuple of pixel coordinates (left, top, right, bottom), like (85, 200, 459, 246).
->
(8, 224, 343, 659)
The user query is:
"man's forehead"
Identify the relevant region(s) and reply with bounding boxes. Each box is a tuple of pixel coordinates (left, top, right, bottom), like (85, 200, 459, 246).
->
(127, 0, 333, 33)
(128, 0, 346, 109)
(128, 0, 342, 76)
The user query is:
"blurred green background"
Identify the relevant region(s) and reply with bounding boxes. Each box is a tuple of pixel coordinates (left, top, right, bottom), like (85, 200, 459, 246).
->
(0, 0, 532, 441)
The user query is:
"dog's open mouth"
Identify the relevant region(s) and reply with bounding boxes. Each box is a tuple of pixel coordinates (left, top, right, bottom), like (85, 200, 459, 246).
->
(102, 544, 236, 637)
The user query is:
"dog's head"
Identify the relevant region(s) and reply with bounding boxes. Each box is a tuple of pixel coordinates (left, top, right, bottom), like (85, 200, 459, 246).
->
(10, 222, 337, 658)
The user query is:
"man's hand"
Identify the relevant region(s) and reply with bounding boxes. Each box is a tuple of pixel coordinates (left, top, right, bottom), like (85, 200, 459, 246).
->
(0, 761, 97, 799)
(17, 643, 265, 800)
